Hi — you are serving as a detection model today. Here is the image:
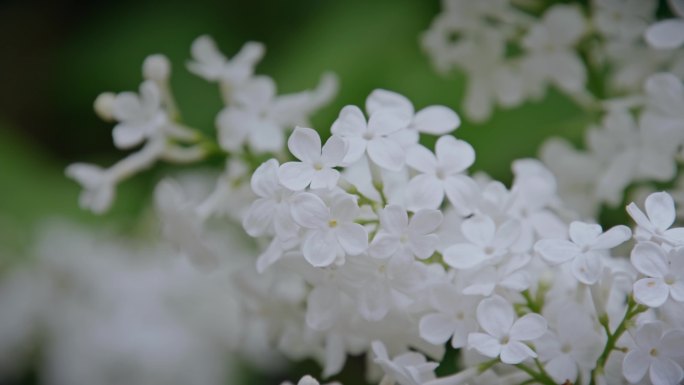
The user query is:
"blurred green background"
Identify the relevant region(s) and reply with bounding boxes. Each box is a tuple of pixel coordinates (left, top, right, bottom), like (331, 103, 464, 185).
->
(0, 0, 592, 252)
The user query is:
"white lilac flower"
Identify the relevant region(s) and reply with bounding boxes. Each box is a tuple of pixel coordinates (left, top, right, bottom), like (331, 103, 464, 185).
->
(369, 205, 442, 261)
(646, 18, 684, 49)
(443, 215, 520, 270)
(460, 253, 532, 296)
(110, 80, 167, 149)
(217, 73, 338, 154)
(187, 35, 264, 86)
(467, 295, 547, 364)
(64, 164, 115, 214)
(536, 304, 603, 384)
(405, 135, 477, 213)
(154, 179, 219, 269)
(631, 241, 684, 307)
(242, 159, 296, 239)
(289, 192, 368, 267)
(278, 127, 347, 191)
(521, 4, 587, 94)
(593, 0, 657, 42)
(365, 89, 461, 135)
(330, 105, 411, 171)
(627, 192, 684, 245)
(622, 322, 684, 385)
(371, 340, 438, 385)
(534, 221, 632, 284)
(418, 283, 479, 349)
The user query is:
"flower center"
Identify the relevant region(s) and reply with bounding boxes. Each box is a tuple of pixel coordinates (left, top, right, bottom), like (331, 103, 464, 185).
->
(328, 220, 338, 228)
(314, 162, 323, 171)
(363, 132, 374, 140)
(501, 335, 510, 345)
(650, 348, 658, 357)
(665, 274, 676, 285)
(561, 344, 572, 354)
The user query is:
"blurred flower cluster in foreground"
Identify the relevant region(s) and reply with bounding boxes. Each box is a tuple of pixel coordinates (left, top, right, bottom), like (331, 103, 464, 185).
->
(3, 1, 684, 385)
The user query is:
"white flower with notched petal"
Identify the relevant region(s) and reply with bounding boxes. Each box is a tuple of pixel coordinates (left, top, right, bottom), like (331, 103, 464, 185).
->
(631, 241, 684, 307)
(330, 105, 411, 171)
(405, 135, 477, 214)
(111, 80, 167, 149)
(365, 89, 461, 135)
(290, 192, 368, 267)
(419, 283, 479, 349)
(64, 164, 115, 214)
(443, 215, 520, 270)
(187, 35, 264, 86)
(369, 205, 442, 261)
(242, 159, 296, 239)
(622, 322, 684, 385)
(278, 127, 347, 191)
(534, 221, 631, 285)
(521, 4, 587, 94)
(627, 192, 684, 245)
(371, 341, 438, 385)
(467, 295, 547, 364)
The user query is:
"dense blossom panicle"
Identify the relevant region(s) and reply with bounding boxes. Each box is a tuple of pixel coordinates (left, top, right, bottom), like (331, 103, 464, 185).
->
(42, 3, 684, 384)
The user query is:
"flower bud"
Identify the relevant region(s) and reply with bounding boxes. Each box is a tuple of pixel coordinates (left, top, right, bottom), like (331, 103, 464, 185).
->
(142, 54, 171, 81)
(93, 92, 115, 121)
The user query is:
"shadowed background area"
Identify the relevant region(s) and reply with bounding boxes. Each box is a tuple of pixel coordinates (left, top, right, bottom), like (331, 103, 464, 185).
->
(0, 0, 590, 241)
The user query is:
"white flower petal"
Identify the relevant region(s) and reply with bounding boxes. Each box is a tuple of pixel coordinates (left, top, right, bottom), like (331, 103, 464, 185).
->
(310, 168, 340, 190)
(650, 358, 684, 385)
(592, 225, 631, 250)
(571, 253, 603, 285)
(320, 135, 347, 166)
(510, 314, 547, 341)
(367, 109, 410, 136)
(409, 209, 443, 234)
(435, 136, 475, 174)
(302, 231, 338, 267)
(500, 341, 536, 364)
(112, 124, 145, 149)
(407, 174, 444, 211)
(413, 106, 460, 135)
(633, 278, 669, 307)
(443, 243, 487, 269)
(461, 215, 496, 247)
(622, 350, 650, 383)
(290, 193, 329, 228)
(476, 296, 514, 339)
(335, 223, 368, 255)
(535, 239, 580, 264)
(406, 145, 437, 174)
(443, 175, 478, 215)
(278, 162, 316, 191)
(288, 127, 321, 163)
(631, 242, 669, 278)
(250, 159, 280, 198)
(331, 105, 366, 136)
(568, 221, 602, 247)
(367, 137, 405, 171)
(645, 192, 676, 232)
(369, 233, 399, 259)
(243, 198, 275, 236)
(645, 19, 684, 49)
(365, 89, 414, 116)
(380, 205, 409, 235)
(467, 332, 502, 358)
(409, 234, 438, 260)
(419, 313, 458, 345)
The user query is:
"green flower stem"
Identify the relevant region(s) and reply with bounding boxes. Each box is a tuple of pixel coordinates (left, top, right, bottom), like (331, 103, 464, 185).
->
(589, 296, 648, 385)
(515, 363, 556, 385)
